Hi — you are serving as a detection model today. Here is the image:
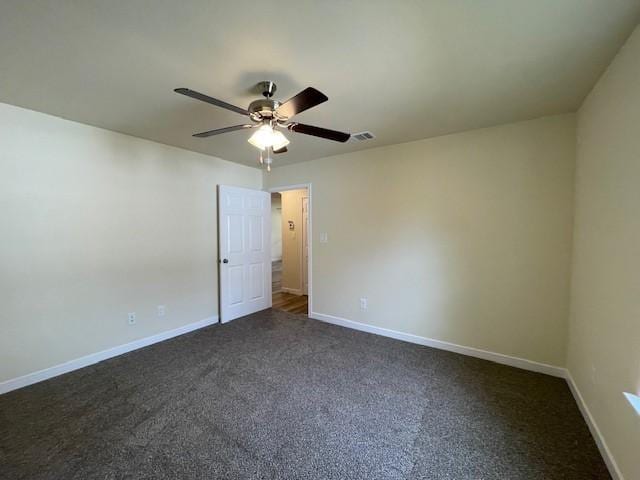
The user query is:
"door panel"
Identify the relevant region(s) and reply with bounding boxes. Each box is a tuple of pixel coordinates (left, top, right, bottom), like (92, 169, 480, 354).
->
(228, 266, 244, 305)
(248, 215, 263, 251)
(219, 185, 271, 322)
(227, 215, 244, 253)
(249, 262, 265, 300)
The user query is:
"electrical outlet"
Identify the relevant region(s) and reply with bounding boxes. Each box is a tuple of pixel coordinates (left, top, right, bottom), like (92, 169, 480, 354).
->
(157, 305, 166, 317)
(360, 297, 368, 311)
(127, 312, 136, 325)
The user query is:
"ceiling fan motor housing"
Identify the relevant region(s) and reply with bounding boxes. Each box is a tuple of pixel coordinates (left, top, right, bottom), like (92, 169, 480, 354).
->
(248, 98, 281, 121)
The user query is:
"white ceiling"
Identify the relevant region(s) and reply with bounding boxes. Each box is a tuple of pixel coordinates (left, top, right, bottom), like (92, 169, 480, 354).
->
(1, 1, 639, 167)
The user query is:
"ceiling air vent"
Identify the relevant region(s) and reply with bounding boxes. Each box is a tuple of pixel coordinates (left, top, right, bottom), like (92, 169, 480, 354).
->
(350, 131, 375, 142)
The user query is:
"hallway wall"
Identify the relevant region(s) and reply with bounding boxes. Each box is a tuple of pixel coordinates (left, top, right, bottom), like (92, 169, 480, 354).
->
(280, 189, 308, 295)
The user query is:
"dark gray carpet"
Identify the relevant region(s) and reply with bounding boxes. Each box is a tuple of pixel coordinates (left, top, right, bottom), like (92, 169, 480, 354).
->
(0, 310, 610, 479)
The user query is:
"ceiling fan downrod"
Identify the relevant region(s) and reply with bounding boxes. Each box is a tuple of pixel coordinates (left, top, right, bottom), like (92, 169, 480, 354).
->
(258, 81, 276, 98)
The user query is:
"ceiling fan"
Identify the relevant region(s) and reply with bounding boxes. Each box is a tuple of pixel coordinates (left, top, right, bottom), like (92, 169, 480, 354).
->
(174, 81, 350, 171)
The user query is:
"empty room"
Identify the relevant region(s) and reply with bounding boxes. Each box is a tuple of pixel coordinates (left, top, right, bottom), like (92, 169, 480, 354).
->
(1, 2, 639, 479)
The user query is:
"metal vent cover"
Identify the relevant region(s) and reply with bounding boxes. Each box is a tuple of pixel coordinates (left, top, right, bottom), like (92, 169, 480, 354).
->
(350, 131, 375, 142)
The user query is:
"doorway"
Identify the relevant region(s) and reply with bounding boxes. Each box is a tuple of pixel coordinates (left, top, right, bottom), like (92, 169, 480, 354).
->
(269, 185, 311, 315)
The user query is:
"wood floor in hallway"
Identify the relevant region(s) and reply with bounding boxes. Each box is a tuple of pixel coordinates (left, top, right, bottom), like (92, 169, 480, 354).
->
(272, 260, 308, 314)
(272, 291, 308, 315)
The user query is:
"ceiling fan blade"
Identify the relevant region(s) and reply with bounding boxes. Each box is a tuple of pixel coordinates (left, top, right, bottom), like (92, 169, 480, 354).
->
(275, 87, 328, 119)
(175, 88, 249, 116)
(273, 146, 288, 154)
(192, 124, 255, 138)
(287, 123, 350, 142)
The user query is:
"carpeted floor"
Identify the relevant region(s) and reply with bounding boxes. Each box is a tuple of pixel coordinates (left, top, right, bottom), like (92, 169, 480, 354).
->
(0, 310, 610, 479)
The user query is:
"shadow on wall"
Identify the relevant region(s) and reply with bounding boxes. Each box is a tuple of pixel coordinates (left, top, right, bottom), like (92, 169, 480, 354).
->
(271, 192, 282, 261)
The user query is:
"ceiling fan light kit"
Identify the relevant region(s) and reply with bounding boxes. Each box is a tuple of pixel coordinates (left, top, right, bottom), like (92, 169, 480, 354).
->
(174, 81, 351, 171)
(247, 124, 290, 151)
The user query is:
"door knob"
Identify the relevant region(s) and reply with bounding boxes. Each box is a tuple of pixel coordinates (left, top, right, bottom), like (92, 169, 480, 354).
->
(221, 258, 229, 264)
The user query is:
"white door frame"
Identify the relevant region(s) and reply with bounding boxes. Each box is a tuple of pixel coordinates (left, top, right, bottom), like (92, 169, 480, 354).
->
(268, 183, 313, 314)
(301, 195, 309, 296)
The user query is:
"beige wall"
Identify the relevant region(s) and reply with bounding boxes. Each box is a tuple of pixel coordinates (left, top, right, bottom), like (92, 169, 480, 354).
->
(567, 26, 640, 480)
(280, 189, 307, 294)
(266, 115, 576, 366)
(0, 102, 261, 383)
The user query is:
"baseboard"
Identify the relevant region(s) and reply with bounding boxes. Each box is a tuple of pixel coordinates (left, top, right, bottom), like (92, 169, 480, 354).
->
(565, 371, 623, 480)
(0, 315, 219, 395)
(282, 287, 304, 296)
(309, 311, 565, 378)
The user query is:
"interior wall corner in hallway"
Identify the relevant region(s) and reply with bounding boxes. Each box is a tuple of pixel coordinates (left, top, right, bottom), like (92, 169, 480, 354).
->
(271, 193, 283, 261)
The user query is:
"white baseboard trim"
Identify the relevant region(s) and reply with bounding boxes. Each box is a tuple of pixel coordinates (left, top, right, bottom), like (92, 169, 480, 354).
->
(0, 315, 219, 396)
(565, 371, 623, 480)
(282, 287, 304, 296)
(309, 311, 565, 378)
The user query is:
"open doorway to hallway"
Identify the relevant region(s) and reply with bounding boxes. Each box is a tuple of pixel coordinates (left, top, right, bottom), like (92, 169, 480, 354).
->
(271, 188, 309, 315)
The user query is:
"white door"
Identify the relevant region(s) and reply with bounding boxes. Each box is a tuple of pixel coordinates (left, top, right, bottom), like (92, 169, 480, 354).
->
(218, 185, 271, 323)
(302, 196, 309, 295)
